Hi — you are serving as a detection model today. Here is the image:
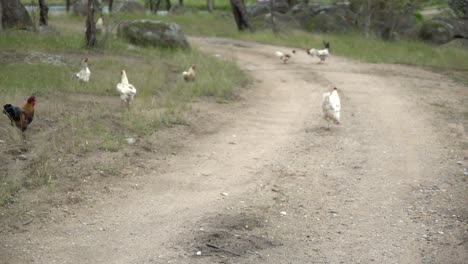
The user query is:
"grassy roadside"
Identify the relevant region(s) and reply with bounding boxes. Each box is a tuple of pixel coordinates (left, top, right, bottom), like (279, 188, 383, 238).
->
(137, 12, 468, 72)
(21, 1, 467, 72)
(0, 15, 248, 206)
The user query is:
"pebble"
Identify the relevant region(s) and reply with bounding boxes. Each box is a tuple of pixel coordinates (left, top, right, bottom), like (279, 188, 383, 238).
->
(280, 211, 287, 216)
(221, 192, 229, 196)
(196, 251, 202, 256)
(457, 161, 462, 165)
(126, 137, 136, 144)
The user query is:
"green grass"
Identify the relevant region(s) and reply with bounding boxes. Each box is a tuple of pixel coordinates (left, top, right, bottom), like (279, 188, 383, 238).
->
(136, 11, 468, 71)
(0, 14, 249, 207)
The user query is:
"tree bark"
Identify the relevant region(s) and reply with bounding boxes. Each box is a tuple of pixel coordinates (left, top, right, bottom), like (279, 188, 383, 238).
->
(270, 0, 278, 34)
(230, 0, 253, 32)
(364, 0, 371, 37)
(165, 0, 171, 10)
(86, 0, 97, 47)
(207, 0, 214, 12)
(149, 0, 159, 13)
(38, 0, 48, 26)
(66, 0, 70, 12)
(108, 0, 114, 12)
(179, 0, 183, 6)
(0, 0, 3, 32)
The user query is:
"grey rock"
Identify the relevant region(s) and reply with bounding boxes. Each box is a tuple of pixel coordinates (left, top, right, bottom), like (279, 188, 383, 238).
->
(274, 0, 290, 14)
(117, 0, 145, 14)
(420, 18, 468, 44)
(0, 0, 33, 30)
(72, 0, 87, 16)
(118, 20, 190, 49)
(248, 3, 270, 18)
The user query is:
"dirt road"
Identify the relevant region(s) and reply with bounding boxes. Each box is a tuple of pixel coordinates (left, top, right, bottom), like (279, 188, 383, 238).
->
(1, 38, 467, 264)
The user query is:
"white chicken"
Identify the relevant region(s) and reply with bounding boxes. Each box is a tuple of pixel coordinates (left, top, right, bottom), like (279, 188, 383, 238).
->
(307, 41, 330, 64)
(182, 64, 196, 82)
(73, 57, 91, 82)
(275, 50, 296, 64)
(96, 17, 104, 33)
(116, 70, 137, 107)
(322, 87, 341, 129)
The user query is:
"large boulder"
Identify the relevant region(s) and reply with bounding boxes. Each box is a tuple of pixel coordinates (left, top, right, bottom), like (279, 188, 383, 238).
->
(273, 0, 290, 13)
(118, 20, 190, 49)
(296, 4, 355, 33)
(441, 38, 468, 49)
(248, 2, 270, 18)
(73, 0, 86, 15)
(264, 11, 298, 30)
(117, 0, 145, 14)
(73, 0, 102, 16)
(420, 18, 468, 44)
(248, 0, 290, 17)
(0, 0, 33, 30)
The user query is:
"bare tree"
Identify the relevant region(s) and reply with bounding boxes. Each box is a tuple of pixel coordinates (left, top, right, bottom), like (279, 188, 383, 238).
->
(0, 0, 2, 32)
(230, 0, 253, 31)
(86, 0, 97, 47)
(207, 0, 214, 12)
(363, 0, 371, 37)
(149, 0, 171, 13)
(38, 0, 48, 26)
(270, 0, 278, 34)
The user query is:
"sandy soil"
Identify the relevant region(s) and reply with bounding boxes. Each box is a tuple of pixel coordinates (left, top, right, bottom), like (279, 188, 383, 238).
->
(1, 37, 467, 264)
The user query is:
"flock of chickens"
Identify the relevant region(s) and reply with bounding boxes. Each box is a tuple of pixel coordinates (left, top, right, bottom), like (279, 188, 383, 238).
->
(3, 55, 196, 132)
(276, 41, 340, 129)
(2, 41, 338, 133)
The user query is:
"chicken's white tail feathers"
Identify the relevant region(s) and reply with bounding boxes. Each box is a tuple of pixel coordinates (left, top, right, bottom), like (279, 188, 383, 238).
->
(275, 51, 284, 58)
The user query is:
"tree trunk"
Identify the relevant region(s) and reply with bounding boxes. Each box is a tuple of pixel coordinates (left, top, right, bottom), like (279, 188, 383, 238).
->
(0, 0, 3, 32)
(38, 0, 48, 26)
(270, 0, 278, 34)
(108, 0, 113, 12)
(230, 0, 253, 32)
(165, 0, 171, 10)
(179, 0, 183, 6)
(66, 0, 70, 12)
(86, 0, 97, 47)
(150, 0, 160, 13)
(364, 0, 371, 37)
(207, 0, 213, 12)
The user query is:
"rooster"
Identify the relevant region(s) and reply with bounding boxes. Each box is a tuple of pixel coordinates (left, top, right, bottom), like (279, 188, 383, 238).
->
(73, 57, 91, 82)
(182, 64, 196, 82)
(322, 87, 340, 129)
(275, 50, 296, 64)
(116, 70, 137, 107)
(3, 96, 36, 132)
(307, 41, 330, 64)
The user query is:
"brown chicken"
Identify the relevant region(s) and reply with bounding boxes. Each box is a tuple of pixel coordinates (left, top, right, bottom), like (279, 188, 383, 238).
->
(3, 96, 36, 132)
